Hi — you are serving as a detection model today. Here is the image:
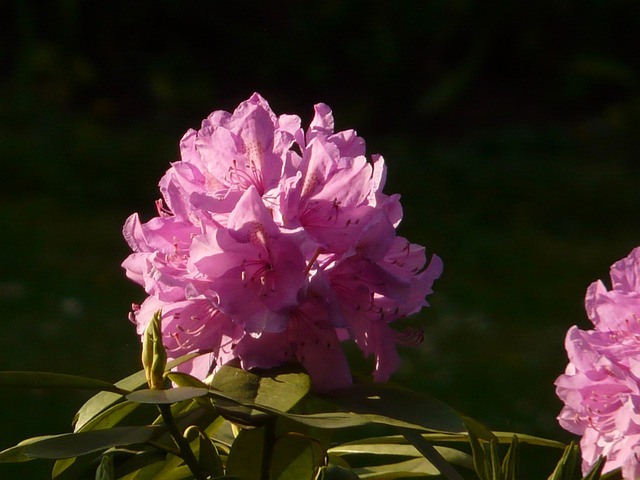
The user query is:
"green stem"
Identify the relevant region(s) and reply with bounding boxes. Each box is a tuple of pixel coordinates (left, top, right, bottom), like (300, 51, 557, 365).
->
(158, 404, 207, 480)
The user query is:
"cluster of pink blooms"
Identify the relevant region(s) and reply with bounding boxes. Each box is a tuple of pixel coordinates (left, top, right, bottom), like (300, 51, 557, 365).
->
(556, 247, 640, 478)
(122, 93, 442, 391)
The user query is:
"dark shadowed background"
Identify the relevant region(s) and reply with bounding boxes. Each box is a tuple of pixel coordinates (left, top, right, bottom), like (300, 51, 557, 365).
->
(1, 1, 640, 478)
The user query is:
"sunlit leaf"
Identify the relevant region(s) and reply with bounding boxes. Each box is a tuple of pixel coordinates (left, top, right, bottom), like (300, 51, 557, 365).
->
(547, 442, 580, 480)
(463, 416, 496, 442)
(126, 387, 209, 404)
(400, 428, 467, 480)
(582, 456, 606, 480)
(149, 464, 194, 480)
(118, 460, 169, 480)
(468, 428, 490, 480)
(0, 435, 58, 463)
(324, 384, 465, 434)
(11, 426, 162, 459)
(332, 431, 564, 449)
(489, 439, 501, 480)
(0, 371, 127, 394)
(353, 457, 441, 479)
(210, 365, 311, 413)
(197, 428, 224, 478)
(110, 450, 169, 480)
(318, 464, 360, 480)
(270, 433, 324, 480)
(225, 426, 265, 480)
(95, 453, 115, 480)
(73, 352, 202, 432)
(77, 401, 140, 432)
(501, 435, 518, 480)
(330, 442, 473, 469)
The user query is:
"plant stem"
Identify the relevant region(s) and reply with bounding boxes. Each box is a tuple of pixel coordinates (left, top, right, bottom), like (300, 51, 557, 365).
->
(158, 404, 207, 480)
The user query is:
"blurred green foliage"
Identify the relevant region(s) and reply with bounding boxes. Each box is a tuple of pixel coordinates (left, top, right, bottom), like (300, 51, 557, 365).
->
(1, 1, 639, 477)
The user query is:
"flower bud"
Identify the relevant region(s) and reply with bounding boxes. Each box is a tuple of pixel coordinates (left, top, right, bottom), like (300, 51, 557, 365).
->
(142, 310, 167, 390)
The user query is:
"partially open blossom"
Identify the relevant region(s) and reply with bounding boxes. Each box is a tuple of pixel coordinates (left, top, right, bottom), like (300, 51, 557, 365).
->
(123, 93, 441, 391)
(556, 247, 640, 478)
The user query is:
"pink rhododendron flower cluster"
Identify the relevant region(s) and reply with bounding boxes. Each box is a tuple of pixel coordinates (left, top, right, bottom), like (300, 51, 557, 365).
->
(556, 247, 640, 478)
(122, 93, 442, 391)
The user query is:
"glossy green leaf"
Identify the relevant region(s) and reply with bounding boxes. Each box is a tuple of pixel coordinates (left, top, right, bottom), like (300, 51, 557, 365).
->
(109, 450, 169, 480)
(501, 435, 519, 480)
(118, 460, 170, 480)
(324, 384, 465, 434)
(225, 426, 265, 480)
(210, 365, 311, 413)
(197, 429, 224, 478)
(353, 458, 441, 479)
(318, 464, 361, 480)
(330, 431, 564, 449)
(165, 371, 209, 389)
(270, 433, 324, 480)
(468, 428, 490, 480)
(401, 428, 467, 480)
(149, 464, 193, 480)
(489, 439, 501, 480)
(10, 426, 162, 459)
(0, 371, 127, 394)
(77, 400, 140, 432)
(95, 453, 115, 480)
(0, 435, 58, 463)
(126, 387, 209, 404)
(52, 457, 77, 477)
(330, 442, 473, 469)
(547, 442, 580, 480)
(73, 352, 202, 432)
(582, 456, 606, 480)
(463, 416, 497, 442)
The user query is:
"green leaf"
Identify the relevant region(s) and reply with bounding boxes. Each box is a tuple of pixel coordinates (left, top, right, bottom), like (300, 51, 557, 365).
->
(547, 442, 580, 480)
(0, 371, 128, 394)
(463, 417, 497, 442)
(489, 439, 501, 480)
(5, 426, 162, 460)
(95, 453, 115, 480)
(324, 384, 466, 434)
(317, 464, 361, 480)
(330, 442, 473, 470)
(270, 433, 324, 480)
(501, 435, 519, 480)
(118, 459, 173, 480)
(52, 452, 105, 479)
(400, 428, 467, 480)
(0, 435, 58, 463)
(109, 450, 169, 480)
(329, 431, 564, 449)
(77, 401, 140, 432)
(165, 371, 210, 389)
(126, 387, 209, 404)
(225, 426, 265, 480)
(196, 427, 224, 478)
(582, 456, 606, 480)
(211, 365, 311, 413)
(73, 352, 202, 432)
(353, 458, 442, 479)
(468, 428, 490, 480)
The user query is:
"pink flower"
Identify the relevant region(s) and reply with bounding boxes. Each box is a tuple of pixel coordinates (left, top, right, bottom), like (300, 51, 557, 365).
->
(122, 93, 441, 391)
(556, 247, 640, 478)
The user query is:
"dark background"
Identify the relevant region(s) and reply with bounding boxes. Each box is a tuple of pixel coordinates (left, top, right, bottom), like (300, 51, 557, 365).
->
(1, 1, 640, 477)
